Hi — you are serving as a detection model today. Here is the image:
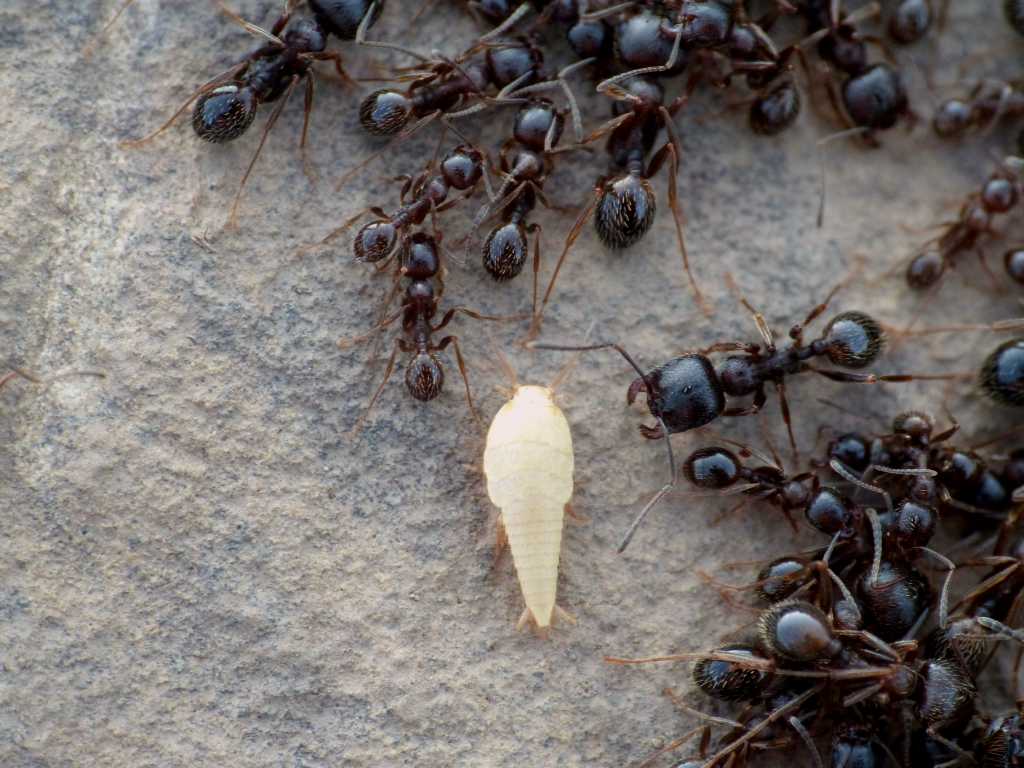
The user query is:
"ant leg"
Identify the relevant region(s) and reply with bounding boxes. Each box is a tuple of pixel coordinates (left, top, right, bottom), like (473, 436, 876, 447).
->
(227, 74, 301, 227)
(216, 1, 285, 44)
(774, 378, 799, 461)
(724, 273, 774, 350)
(335, 110, 441, 192)
(83, 0, 137, 57)
(529, 222, 542, 324)
(433, 306, 518, 333)
(508, 59, 594, 144)
(304, 51, 358, 89)
(350, 337, 405, 437)
(617, 411, 677, 553)
(298, 74, 317, 184)
(338, 306, 404, 349)
(436, 335, 481, 426)
(529, 188, 600, 340)
(721, 386, 767, 418)
(478, 2, 533, 40)
(120, 62, 249, 146)
(596, 20, 684, 91)
(649, 135, 711, 316)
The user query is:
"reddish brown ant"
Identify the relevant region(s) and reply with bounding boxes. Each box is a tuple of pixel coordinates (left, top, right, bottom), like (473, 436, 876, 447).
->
(121, 0, 385, 224)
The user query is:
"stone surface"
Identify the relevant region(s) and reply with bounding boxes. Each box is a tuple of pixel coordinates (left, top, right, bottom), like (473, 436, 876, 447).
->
(1, 2, 1019, 766)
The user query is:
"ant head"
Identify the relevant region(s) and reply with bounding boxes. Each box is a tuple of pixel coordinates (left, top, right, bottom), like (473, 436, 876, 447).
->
(567, 19, 612, 60)
(359, 90, 413, 136)
(855, 561, 932, 642)
(628, 354, 724, 434)
(676, 0, 734, 50)
(683, 447, 741, 489)
(441, 145, 483, 191)
(781, 479, 812, 510)
(889, 0, 932, 44)
(828, 432, 871, 474)
(981, 175, 1019, 214)
(614, 11, 688, 72)
(932, 98, 972, 139)
(842, 64, 908, 130)
(980, 338, 1024, 406)
(191, 85, 257, 143)
(611, 77, 664, 115)
(474, 0, 517, 23)
(819, 29, 867, 76)
(595, 173, 656, 249)
(283, 17, 327, 52)
(486, 40, 543, 88)
(405, 352, 444, 402)
(483, 222, 528, 281)
(759, 600, 842, 662)
(756, 557, 809, 603)
(513, 99, 564, 151)
(717, 356, 760, 398)
(401, 232, 440, 280)
(805, 486, 855, 537)
(892, 410, 932, 443)
(693, 643, 774, 702)
(1005, 248, 1024, 285)
(307, 0, 382, 39)
(822, 311, 885, 368)
(905, 249, 944, 289)
(353, 220, 398, 263)
(749, 80, 801, 136)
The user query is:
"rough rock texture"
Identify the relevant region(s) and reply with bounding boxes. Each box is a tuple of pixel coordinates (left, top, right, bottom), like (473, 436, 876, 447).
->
(1, 2, 1019, 766)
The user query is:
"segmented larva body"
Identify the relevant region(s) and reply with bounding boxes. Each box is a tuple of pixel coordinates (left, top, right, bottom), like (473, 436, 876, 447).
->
(484, 385, 574, 631)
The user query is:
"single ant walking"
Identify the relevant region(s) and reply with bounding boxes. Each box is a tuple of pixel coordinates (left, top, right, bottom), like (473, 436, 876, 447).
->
(531, 272, 956, 549)
(905, 157, 1023, 290)
(122, 0, 385, 223)
(532, 72, 708, 335)
(337, 231, 511, 433)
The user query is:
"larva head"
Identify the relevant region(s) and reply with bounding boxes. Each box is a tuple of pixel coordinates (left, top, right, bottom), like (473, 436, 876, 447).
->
(692, 643, 774, 702)
(822, 311, 885, 368)
(307, 0, 383, 39)
(627, 354, 724, 434)
(758, 600, 841, 662)
(513, 385, 555, 406)
(980, 338, 1024, 406)
(683, 447, 740, 489)
(359, 89, 413, 135)
(192, 85, 257, 143)
(483, 222, 528, 281)
(405, 353, 444, 401)
(594, 174, 656, 249)
(353, 220, 398, 263)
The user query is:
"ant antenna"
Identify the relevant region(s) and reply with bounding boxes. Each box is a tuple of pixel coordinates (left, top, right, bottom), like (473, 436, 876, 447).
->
(526, 338, 677, 552)
(865, 507, 883, 585)
(830, 458, 893, 514)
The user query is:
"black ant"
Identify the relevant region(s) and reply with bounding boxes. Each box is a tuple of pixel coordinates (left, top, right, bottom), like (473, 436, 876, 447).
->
(888, 0, 936, 45)
(905, 158, 1023, 290)
(337, 231, 511, 433)
(933, 80, 1024, 140)
(122, 0, 384, 223)
(533, 72, 709, 336)
(472, 0, 614, 63)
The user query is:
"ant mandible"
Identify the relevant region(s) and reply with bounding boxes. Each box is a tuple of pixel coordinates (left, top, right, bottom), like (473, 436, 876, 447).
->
(122, 0, 385, 224)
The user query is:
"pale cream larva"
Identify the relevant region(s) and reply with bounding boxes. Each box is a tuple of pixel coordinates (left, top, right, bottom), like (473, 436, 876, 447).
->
(484, 384, 575, 632)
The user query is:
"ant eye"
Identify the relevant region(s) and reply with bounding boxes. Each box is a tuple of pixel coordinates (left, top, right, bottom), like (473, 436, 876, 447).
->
(595, 175, 656, 249)
(905, 250, 944, 289)
(359, 90, 413, 135)
(683, 447, 740, 489)
(823, 311, 885, 368)
(842, 63, 908, 130)
(759, 600, 841, 662)
(749, 81, 801, 136)
(191, 86, 257, 143)
(441, 146, 483, 191)
(693, 644, 773, 702)
(353, 221, 397, 263)
(483, 223, 528, 281)
(405, 354, 444, 401)
(980, 338, 1024, 406)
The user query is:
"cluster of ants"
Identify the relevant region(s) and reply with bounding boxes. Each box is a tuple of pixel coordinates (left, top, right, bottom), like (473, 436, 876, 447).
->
(95, 0, 1024, 764)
